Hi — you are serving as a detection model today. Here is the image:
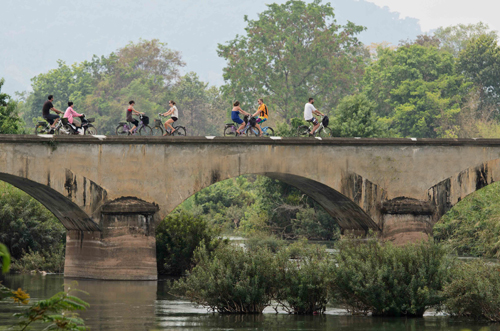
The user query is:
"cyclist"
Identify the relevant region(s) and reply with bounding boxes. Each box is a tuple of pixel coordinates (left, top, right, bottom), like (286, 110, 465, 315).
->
(231, 101, 251, 135)
(160, 100, 179, 136)
(126, 100, 143, 134)
(304, 97, 324, 136)
(63, 101, 83, 134)
(251, 98, 268, 137)
(42, 95, 63, 132)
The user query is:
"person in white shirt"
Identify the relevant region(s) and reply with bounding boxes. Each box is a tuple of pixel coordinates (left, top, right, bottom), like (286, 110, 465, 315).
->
(161, 100, 179, 136)
(304, 98, 324, 135)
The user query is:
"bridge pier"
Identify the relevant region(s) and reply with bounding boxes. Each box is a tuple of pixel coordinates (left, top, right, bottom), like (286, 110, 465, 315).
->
(380, 198, 434, 245)
(65, 198, 158, 280)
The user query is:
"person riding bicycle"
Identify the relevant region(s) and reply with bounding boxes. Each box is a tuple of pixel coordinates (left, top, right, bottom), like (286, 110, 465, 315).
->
(231, 101, 251, 135)
(63, 101, 84, 134)
(251, 98, 268, 137)
(160, 100, 179, 136)
(126, 100, 143, 134)
(304, 97, 324, 136)
(42, 95, 63, 132)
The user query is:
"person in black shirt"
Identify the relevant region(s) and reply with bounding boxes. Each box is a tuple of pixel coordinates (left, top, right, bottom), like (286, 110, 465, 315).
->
(42, 95, 63, 130)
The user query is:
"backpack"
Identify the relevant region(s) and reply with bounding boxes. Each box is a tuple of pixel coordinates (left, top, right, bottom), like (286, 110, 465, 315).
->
(322, 115, 329, 127)
(249, 117, 257, 127)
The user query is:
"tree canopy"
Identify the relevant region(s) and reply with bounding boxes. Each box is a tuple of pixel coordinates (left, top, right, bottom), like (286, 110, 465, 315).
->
(217, 0, 366, 122)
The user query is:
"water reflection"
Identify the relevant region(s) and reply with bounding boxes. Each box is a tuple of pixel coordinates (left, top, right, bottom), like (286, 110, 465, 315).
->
(1, 274, 499, 331)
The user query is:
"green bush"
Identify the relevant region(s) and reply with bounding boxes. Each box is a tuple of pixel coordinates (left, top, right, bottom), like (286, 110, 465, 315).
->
(0, 182, 66, 272)
(330, 238, 452, 317)
(171, 244, 278, 313)
(10, 245, 65, 273)
(245, 234, 286, 253)
(274, 242, 332, 314)
(434, 182, 500, 258)
(443, 260, 500, 321)
(156, 211, 226, 276)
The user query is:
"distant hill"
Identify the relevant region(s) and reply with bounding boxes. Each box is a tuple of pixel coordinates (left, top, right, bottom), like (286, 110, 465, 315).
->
(0, 0, 421, 95)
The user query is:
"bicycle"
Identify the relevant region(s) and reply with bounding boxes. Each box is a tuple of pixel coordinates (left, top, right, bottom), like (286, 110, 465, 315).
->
(297, 115, 332, 137)
(35, 118, 63, 135)
(115, 114, 152, 136)
(59, 115, 98, 135)
(224, 116, 250, 137)
(151, 114, 186, 136)
(245, 118, 275, 137)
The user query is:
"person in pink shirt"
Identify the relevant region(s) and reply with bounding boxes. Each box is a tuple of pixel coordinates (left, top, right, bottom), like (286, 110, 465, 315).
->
(64, 102, 83, 133)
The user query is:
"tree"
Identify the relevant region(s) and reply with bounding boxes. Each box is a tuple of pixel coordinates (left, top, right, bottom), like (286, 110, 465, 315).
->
(0, 79, 22, 134)
(217, 0, 366, 123)
(363, 44, 458, 118)
(434, 22, 498, 57)
(330, 94, 384, 137)
(457, 34, 500, 111)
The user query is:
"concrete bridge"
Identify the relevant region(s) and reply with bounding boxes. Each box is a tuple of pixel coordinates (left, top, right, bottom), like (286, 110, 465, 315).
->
(1, 135, 499, 280)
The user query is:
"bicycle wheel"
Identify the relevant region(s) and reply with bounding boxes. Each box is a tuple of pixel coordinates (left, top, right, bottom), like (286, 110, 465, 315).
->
(152, 126, 164, 136)
(318, 127, 332, 138)
(85, 125, 98, 135)
(139, 125, 153, 136)
(35, 124, 47, 135)
(116, 124, 128, 136)
(297, 125, 310, 137)
(224, 126, 237, 137)
(173, 126, 186, 136)
(263, 127, 275, 137)
(246, 126, 259, 137)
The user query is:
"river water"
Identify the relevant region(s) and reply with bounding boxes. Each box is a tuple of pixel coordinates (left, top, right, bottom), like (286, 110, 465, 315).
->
(0, 274, 499, 331)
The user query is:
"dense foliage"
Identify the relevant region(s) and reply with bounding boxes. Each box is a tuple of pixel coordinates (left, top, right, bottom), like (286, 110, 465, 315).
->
(172, 244, 278, 313)
(156, 211, 226, 276)
(0, 182, 66, 273)
(434, 182, 500, 257)
(180, 175, 340, 240)
(443, 260, 500, 322)
(0, 78, 23, 134)
(330, 238, 452, 317)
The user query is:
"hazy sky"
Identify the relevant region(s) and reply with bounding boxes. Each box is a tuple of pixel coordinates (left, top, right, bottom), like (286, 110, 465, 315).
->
(366, 0, 500, 32)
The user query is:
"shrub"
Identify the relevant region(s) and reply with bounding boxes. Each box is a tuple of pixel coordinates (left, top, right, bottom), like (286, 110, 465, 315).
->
(171, 244, 278, 313)
(0, 182, 66, 262)
(443, 260, 500, 321)
(274, 242, 332, 314)
(10, 245, 65, 273)
(156, 211, 226, 276)
(245, 234, 286, 253)
(331, 238, 452, 316)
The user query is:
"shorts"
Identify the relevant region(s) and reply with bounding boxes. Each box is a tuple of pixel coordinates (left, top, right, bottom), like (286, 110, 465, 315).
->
(171, 117, 178, 122)
(306, 118, 318, 125)
(128, 119, 139, 126)
(44, 114, 60, 125)
(256, 118, 267, 124)
(232, 117, 243, 125)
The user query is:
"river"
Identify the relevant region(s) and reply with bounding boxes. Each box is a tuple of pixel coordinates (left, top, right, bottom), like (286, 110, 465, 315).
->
(0, 274, 498, 331)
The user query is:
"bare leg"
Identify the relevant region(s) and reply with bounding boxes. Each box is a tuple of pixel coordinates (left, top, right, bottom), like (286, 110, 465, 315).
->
(237, 123, 246, 134)
(130, 125, 137, 134)
(311, 123, 320, 135)
(51, 118, 60, 128)
(163, 119, 175, 136)
(255, 124, 263, 136)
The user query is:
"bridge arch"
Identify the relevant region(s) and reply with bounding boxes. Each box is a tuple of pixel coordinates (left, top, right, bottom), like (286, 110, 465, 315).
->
(165, 171, 380, 234)
(0, 173, 99, 231)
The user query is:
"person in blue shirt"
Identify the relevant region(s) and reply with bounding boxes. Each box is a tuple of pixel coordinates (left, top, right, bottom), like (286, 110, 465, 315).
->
(231, 101, 251, 135)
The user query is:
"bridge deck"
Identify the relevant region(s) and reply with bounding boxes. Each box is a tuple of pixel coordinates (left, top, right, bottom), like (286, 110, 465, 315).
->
(3, 135, 500, 146)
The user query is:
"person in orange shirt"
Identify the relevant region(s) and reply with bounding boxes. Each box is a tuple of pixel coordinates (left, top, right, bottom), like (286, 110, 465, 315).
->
(251, 98, 268, 137)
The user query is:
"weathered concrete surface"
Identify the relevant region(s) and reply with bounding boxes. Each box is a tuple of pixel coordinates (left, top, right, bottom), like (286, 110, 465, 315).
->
(2, 135, 500, 278)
